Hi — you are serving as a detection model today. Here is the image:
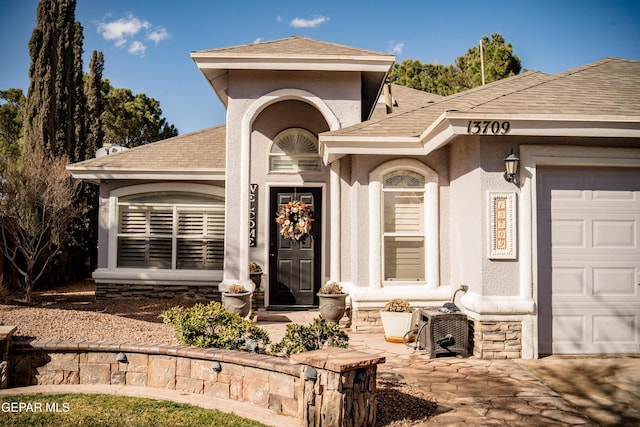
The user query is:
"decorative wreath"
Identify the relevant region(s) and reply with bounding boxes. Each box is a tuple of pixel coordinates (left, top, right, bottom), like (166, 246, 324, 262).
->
(275, 200, 314, 241)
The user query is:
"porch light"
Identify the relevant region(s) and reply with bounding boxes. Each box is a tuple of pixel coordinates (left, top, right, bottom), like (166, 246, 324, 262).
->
(503, 149, 519, 184)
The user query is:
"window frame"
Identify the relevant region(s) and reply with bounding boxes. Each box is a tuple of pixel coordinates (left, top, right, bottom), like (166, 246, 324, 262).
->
(369, 159, 439, 288)
(107, 183, 225, 273)
(117, 202, 225, 270)
(382, 171, 426, 281)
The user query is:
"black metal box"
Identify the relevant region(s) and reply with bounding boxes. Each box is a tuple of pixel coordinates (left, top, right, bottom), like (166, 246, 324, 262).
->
(417, 309, 469, 358)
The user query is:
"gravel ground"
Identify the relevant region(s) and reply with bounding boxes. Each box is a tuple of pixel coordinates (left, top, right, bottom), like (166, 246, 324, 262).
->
(1, 281, 437, 426)
(0, 282, 188, 344)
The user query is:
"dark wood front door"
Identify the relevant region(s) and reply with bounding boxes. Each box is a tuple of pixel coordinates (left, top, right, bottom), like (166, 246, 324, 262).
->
(269, 187, 322, 307)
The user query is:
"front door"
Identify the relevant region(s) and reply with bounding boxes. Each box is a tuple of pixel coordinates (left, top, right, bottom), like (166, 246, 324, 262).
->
(269, 187, 322, 307)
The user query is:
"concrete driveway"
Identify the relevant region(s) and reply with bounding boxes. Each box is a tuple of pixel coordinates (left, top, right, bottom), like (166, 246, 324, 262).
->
(517, 356, 640, 426)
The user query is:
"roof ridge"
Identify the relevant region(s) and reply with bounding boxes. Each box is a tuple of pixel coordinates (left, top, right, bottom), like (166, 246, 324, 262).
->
(192, 36, 300, 53)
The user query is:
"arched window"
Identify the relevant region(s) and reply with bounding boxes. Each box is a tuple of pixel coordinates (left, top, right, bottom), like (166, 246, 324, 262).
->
(369, 159, 439, 287)
(269, 128, 321, 172)
(382, 170, 426, 280)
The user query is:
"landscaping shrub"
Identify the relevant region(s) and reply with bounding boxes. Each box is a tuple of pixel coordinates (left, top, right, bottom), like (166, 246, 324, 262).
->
(272, 317, 349, 355)
(161, 301, 270, 353)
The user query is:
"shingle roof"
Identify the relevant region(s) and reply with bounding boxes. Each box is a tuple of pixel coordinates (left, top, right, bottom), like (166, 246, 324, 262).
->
(324, 71, 555, 138)
(474, 57, 640, 116)
(369, 84, 443, 121)
(192, 36, 393, 59)
(324, 57, 640, 139)
(68, 124, 226, 173)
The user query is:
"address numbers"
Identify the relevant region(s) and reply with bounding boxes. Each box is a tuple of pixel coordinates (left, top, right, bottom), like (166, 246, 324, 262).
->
(467, 120, 511, 135)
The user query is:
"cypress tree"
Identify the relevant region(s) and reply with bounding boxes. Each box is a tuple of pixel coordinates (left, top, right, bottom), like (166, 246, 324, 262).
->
(22, 0, 92, 284)
(84, 50, 104, 158)
(23, 0, 84, 158)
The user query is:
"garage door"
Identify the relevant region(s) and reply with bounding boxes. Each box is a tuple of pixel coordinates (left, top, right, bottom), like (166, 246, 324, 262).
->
(537, 166, 640, 354)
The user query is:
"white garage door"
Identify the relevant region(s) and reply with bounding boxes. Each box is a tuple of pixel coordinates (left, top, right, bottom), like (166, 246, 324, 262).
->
(537, 166, 640, 355)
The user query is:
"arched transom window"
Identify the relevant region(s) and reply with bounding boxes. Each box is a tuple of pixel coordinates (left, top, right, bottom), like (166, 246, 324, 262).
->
(269, 128, 321, 172)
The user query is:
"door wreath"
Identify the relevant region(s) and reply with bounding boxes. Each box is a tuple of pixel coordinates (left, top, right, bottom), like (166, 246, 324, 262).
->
(275, 200, 314, 241)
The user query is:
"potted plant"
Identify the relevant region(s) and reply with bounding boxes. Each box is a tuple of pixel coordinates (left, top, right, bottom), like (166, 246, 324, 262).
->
(316, 281, 347, 324)
(249, 262, 263, 289)
(222, 284, 252, 318)
(380, 298, 418, 343)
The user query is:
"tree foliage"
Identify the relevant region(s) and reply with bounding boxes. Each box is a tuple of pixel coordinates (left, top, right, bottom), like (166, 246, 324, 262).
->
(389, 32, 522, 95)
(0, 88, 25, 161)
(84, 50, 104, 159)
(102, 80, 178, 148)
(456, 33, 522, 88)
(0, 148, 80, 303)
(23, 0, 85, 159)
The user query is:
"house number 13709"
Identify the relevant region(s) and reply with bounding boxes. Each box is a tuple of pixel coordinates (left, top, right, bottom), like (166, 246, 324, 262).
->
(467, 120, 511, 135)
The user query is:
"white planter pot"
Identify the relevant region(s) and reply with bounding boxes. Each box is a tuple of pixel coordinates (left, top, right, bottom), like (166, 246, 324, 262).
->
(380, 310, 418, 343)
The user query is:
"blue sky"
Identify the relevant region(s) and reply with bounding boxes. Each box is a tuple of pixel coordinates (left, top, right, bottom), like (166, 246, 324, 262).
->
(1, 0, 639, 135)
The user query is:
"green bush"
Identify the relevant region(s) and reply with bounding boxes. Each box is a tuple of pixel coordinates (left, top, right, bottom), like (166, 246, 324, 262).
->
(161, 301, 270, 353)
(272, 317, 349, 355)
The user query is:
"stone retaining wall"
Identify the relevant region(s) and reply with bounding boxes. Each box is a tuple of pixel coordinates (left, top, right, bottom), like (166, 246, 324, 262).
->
(8, 338, 384, 426)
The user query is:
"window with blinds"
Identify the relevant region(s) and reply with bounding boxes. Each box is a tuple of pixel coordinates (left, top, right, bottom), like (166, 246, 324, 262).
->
(382, 170, 425, 281)
(117, 193, 224, 270)
(269, 128, 321, 172)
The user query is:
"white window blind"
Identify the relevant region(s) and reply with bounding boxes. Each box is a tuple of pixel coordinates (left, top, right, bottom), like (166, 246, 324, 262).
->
(383, 171, 426, 281)
(117, 194, 224, 270)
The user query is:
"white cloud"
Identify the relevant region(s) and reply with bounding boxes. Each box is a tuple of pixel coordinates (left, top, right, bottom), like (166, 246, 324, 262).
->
(98, 14, 150, 45)
(147, 27, 170, 45)
(388, 41, 404, 55)
(98, 14, 170, 56)
(128, 41, 146, 57)
(253, 37, 264, 44)
(289, 16, 329, 28)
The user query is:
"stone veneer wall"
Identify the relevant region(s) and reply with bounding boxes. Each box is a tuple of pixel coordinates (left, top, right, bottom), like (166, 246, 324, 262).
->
(350, 309, 384, 334)
(472, 320, 522, 359)
(94, 284, 266, 311)
(95, 283, 221, 300)
(9, 339, 383, 427)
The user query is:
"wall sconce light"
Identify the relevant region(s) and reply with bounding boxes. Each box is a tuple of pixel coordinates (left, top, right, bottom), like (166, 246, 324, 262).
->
(116, 352, 128, 363)
(304, 367, 317, 381)
(503, 149, 519, 184)
(211, 361, 222, 372)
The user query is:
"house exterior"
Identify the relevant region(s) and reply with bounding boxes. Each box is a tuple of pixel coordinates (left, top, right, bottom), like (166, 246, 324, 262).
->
(68, 37, 640, 359)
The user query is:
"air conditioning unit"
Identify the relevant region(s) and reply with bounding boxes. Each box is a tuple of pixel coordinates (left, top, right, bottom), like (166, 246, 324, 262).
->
(417, 309, 469, 358)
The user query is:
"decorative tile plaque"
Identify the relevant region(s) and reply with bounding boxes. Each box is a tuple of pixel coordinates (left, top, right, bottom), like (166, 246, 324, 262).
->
(489, 192, 516, 259)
